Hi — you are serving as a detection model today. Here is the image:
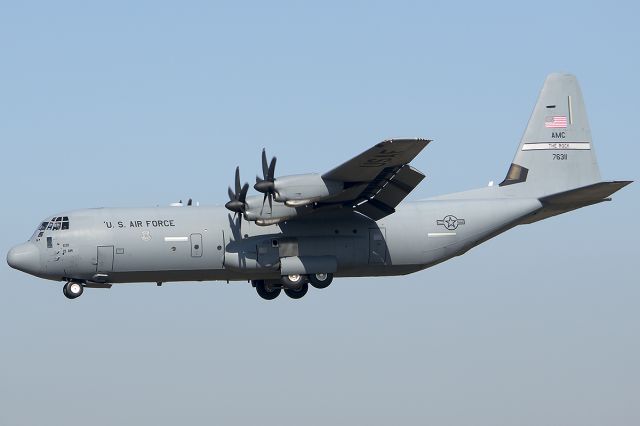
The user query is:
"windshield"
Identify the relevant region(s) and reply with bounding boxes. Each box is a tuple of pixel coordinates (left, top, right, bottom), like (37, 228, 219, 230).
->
(31, 217, 70, 240)
(44, 216, 70, 231)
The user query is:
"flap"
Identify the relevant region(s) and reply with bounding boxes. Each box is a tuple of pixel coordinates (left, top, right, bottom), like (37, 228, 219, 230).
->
(354, 165, 426, 220)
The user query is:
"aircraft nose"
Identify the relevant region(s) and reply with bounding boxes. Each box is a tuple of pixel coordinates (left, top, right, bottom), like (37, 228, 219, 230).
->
(7, 242, 41, 274)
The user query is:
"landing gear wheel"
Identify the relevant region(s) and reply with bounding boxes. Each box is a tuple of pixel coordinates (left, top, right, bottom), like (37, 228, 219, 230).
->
(309, 273, 333, 289)
(280, 274, 307, 290)
(254, 280, 281, 300)
(284, 282, 308, 299)
(63, 281, 83, 299)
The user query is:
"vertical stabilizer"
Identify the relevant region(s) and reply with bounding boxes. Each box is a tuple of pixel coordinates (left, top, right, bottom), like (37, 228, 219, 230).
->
(501, 73, 601, 195)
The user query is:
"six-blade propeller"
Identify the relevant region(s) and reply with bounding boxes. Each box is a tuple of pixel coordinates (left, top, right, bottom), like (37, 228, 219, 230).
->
(225, 166, 249, 218)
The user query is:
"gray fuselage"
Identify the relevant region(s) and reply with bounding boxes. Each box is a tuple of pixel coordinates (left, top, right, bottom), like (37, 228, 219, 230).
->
(10, 194, 542, 285)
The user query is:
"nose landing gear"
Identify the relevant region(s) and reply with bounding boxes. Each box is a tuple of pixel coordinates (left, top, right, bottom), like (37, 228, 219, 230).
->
(63, 281, 84, 299)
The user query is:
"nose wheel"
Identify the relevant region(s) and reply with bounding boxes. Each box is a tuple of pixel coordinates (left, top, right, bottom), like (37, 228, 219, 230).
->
(63, 281, 84, 299)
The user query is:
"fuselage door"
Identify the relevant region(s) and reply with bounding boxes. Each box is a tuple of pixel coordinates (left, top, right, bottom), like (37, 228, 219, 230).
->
(190, 233, 203, 257)
(368, 228, 387, 264)
(97, 245, 114, 272)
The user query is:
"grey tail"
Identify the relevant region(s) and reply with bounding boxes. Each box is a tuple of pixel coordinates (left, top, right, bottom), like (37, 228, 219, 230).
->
(500, 73, 601, 195)
(501, 73, 631, 222)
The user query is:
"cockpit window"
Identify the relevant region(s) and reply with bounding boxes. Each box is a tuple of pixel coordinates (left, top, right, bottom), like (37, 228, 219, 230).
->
(41, 217, 70, 232)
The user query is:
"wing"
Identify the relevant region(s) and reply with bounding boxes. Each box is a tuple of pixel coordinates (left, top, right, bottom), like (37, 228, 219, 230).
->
(323, 138, 429, 183)
(320, 138, 430, 220)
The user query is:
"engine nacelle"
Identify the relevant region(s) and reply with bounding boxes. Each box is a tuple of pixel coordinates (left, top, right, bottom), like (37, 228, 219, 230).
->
(243, 195, 313, 226)
(273, 174, 343, 206)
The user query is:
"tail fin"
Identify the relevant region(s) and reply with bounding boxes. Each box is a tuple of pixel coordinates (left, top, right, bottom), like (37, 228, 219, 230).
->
(500, 73, 601, 195)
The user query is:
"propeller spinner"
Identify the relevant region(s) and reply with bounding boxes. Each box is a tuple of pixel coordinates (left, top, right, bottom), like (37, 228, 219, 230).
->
(254, 148, 277, 213)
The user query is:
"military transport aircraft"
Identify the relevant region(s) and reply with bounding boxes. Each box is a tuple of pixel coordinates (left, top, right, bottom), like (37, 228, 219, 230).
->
(6, 73, 632, 300)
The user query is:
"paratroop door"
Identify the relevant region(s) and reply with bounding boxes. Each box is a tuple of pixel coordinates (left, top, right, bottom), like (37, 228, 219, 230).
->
(368, 228, 387, 264)
(97, 246, 114, 272)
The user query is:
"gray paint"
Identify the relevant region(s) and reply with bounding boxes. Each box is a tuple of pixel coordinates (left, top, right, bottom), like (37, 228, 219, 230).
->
(6, 74, 632, 299)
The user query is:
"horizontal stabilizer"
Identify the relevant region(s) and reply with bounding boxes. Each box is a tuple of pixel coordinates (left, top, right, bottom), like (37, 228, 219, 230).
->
(520, 180, 632, 224)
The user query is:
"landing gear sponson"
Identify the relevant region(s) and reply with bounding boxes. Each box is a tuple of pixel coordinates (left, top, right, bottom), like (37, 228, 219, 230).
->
(253, 273, 333, 300)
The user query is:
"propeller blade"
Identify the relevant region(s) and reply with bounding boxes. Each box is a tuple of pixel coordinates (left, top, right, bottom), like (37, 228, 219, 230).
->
(268, 156, 277, 180)
(261, 148, 269, 179)
(268, 192, 273, 213)
(239, 183, 249, 203)
(260, 192, 267, 214)
(234, 166, 241, 196)
(228, 187, 235, 202)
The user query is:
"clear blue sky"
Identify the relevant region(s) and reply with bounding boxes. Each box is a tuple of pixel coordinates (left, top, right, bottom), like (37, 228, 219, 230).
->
(1, 1, 638, 425)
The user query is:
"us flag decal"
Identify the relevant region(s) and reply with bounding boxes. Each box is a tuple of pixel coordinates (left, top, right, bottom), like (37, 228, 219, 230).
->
(544, 116, 567, 128)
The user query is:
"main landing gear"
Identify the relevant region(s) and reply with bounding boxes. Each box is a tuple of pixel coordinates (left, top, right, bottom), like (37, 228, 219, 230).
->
(254, 280, 281, 300)
(253, 273, 334, 301)
(63, 281, 84, 299)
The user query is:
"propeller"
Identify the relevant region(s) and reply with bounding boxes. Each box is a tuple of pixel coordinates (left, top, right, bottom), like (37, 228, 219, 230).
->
(225, 166, 249, 219)
(254, 148, 277, 213)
